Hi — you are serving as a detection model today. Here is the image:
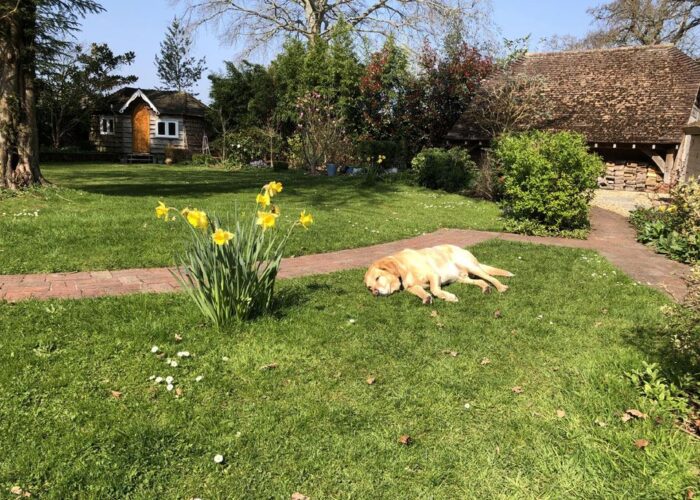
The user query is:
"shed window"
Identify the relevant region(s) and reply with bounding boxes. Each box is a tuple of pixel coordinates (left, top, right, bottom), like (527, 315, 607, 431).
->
(157, 120, 179, 138)
(100, 116, 115, 135)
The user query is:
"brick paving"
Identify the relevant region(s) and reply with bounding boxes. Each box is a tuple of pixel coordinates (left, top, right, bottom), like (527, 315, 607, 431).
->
(0, 208, 690, 303)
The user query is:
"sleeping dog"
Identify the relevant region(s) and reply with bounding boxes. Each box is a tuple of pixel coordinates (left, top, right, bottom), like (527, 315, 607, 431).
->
(364, 244, 513, 304)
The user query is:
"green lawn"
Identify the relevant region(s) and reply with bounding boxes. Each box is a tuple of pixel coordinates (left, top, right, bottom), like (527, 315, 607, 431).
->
(0, 163, 502, 274)
(1, 241, 697, 498)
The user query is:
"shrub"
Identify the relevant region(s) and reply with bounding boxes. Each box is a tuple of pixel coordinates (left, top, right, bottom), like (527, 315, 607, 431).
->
(190, 153, 212, 166)
(493, 131, 603, 234)
(164, 145, 192, 164)
(154, 182, 313, 326)
(472, 150, 504, 201)
(214, 127, 280, 168)
(356, 140, 403, 169)
(410, 147, 476, 193)
(630, 178, 700, 263)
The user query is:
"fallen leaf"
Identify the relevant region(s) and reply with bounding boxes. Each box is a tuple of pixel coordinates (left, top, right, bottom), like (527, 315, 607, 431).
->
(10, 486, 30, 497)
(556, 410, 566, 418)
(366, 376, 376, 385)
(175, 387, 183, 397)
(436, 321, 444, 328)
(110, 390, 122, 399)
(480, 357, 491, 365)
(594, 321, 603, 328)
(511, 386, 524, 394)
(601, 308, 608, 315)
(291, 493, 310, 500)
(594, 419, 608, 427)
(687, 490, 695, 499)
(259, 363, 278, 371)
(174, 334, 183, 342)
(493, 309, 502, 319)
(399, 434, 413, 446)
(634, 438, 649, 449)
(442, 350, 459, 357)
(430, 310, 438, 318)
(622, 409, 648, 422)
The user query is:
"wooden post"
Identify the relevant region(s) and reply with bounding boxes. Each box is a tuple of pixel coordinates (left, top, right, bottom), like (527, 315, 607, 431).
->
(665, 151, 675, 184)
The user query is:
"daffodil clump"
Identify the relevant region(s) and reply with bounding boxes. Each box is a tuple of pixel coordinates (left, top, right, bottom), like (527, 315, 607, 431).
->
(154, 181, 313, 326)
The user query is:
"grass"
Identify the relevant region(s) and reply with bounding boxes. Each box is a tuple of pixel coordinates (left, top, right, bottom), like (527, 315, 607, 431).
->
(0, 163, 502, 274)
(1, 241, 698, 498)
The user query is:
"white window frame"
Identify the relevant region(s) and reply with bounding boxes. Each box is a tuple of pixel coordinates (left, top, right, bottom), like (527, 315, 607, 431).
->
(156, 119, 179, 138)
(99, 116, 115, 135)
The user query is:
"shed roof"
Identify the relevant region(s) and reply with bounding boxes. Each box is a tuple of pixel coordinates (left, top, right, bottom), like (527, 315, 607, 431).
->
(99, 87, 208, 117)
(447, 45, 700, 144)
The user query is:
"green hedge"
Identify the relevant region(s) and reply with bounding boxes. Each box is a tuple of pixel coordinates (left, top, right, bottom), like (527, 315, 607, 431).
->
(411, 147, 476, 193)
(493, 131, 603, 234)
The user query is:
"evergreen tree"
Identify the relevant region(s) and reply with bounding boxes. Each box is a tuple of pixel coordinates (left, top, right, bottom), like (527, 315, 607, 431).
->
(0, 0, 103, 189)
(155, 18, 206, 92)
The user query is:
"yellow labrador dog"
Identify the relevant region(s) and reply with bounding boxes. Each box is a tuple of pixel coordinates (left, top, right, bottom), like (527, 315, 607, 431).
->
(364, 244, 513, 304)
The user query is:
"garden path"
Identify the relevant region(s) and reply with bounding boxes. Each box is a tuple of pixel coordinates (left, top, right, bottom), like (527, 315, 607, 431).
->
(0, 208, 690, 302)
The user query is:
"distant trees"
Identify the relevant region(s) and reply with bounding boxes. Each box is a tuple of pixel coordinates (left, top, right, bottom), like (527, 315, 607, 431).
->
(546, 0, 700, 56)
(155, 18, 206, 92)
(37, 43, 137, 149)
(0, 0, 102, 189)
(182, 0, 489, 52)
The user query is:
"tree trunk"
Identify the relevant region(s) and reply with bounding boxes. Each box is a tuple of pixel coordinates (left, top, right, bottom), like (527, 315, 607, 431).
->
(0, 2, 44, 190)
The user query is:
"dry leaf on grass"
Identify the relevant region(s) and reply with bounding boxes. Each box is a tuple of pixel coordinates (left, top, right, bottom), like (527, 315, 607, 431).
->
(398, 434, 413, 446)
(291, 493, 309, 500)
(430, 310, 439, 318)
(480, 358, 491, 365)
(110, 390, 122, 400)
(556, 410, 566, 418)
(493, 309, 502, 319)
(687, 490, 695, 499)
(511, 386, 524, 394)
(259, 363, 278, 371)
(634, 439, 650, 449)
(366, 376, 376, 385)
(622, 409, 648, 422)
(174, 334, 183, 342)
(442, 350, 459, 357)
(175, 387, 183, 397)
(10, 486, 30, 497)
(594, 419, 608, 427)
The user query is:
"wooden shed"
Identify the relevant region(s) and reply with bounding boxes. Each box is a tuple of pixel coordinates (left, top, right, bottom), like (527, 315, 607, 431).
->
(447, 45, 700, 191)
(90, 87, 208, 163)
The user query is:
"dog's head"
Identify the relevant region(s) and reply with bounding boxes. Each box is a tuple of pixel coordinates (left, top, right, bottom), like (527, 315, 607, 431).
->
(364, 257, 404, 297)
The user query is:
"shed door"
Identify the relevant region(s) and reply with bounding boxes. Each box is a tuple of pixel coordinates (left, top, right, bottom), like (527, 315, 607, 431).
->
(132, 103, 150, 153)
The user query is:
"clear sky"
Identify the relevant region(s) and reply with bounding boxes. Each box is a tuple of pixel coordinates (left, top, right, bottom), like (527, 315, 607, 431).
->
(78, 0, 602, 102)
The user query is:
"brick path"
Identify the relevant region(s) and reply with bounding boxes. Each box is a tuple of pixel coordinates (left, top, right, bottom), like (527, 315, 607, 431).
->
(0, 208, 690, 303)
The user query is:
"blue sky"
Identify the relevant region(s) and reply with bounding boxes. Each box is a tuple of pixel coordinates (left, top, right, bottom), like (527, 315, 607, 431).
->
(79, 0, 601, 102)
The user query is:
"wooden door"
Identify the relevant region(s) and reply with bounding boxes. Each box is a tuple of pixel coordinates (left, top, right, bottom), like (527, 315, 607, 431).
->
(132, 103, 150, 153)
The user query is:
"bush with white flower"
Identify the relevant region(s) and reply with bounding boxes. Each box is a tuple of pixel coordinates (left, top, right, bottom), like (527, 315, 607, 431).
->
(155, 181, 313, 326)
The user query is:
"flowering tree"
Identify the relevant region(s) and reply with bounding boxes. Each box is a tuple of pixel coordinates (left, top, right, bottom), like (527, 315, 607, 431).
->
(296, 92, 350, 172)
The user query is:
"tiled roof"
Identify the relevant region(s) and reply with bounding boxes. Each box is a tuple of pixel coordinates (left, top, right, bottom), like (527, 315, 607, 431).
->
(99, 87, 208, 117)
(447, 45, 700, 144)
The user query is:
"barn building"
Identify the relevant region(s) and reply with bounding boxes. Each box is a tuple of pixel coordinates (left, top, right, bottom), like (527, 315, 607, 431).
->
(447, 45, 700, 191)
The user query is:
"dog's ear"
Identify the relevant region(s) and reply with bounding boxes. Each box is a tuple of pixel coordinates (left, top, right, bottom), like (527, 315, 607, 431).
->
(377, 257, 405, 280)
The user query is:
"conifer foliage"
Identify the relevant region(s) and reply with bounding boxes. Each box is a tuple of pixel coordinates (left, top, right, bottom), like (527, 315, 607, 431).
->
(155, 18, 206, 92)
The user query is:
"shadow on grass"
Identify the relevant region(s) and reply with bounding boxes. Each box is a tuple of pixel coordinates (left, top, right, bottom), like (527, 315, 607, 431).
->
(50, 165, 405, 209)
(623, 323, 698, 381)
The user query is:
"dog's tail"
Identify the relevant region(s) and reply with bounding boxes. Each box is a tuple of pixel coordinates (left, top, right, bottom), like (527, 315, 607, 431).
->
(479, 264, 514, 277)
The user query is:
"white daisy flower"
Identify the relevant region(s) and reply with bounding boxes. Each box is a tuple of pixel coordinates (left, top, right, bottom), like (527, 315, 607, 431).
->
(165, 376, 174, 384)
(154, 376, 163, 384)
(166, 384, 174, 391)
(222, 356, 230, 362)
(214, 454, 224, 464)
(170, 361, 178, 368)
(151, 346, 159, 353)
(177, 351, 191, 358)
(195, 375, 203, 382)
(149, 375, 155, 380)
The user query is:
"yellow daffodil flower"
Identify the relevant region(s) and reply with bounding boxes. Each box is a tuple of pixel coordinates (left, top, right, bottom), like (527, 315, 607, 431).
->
(256, 211, 279, 230)
(212, 228, 234, 246)
(668, 205, 677, 213)
(256, 191, 271, 207)
(299, 210, 314, 229)
(658, 205, 667, 212)
(181, 207, 191, 217)
(187, 209, 209, 230)
(264, 181, 283, 196)
(155, 201, 169, 220)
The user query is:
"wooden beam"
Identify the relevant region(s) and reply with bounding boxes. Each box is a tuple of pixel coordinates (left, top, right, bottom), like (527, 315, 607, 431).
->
(665, 151, 675, 183)
(641, 147, 667, 173)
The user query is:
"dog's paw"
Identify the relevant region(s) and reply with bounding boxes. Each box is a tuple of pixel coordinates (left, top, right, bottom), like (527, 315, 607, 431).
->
(422, 295, 433, 305)
(443, 293, 459, 303)
(481, 286, 492, 294)
(496, 285, 509, 293)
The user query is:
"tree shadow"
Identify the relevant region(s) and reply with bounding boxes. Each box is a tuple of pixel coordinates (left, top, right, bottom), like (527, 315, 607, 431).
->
(623, 323, 697, 380)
